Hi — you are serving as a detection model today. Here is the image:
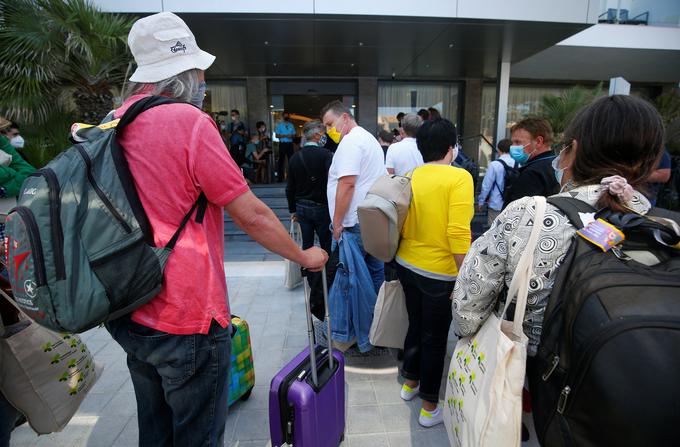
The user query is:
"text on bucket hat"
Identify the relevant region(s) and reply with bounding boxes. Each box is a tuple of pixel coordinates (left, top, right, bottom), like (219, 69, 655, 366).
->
(127, 12, 215, 83)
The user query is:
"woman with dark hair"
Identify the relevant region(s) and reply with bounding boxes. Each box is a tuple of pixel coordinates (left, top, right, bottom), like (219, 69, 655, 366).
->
(396, 119, 474, 427)
(452, 94, 665, 361)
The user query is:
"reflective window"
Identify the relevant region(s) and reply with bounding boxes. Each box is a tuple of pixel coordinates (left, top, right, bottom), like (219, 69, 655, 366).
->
(377, 82, 461, 132)
(204, 80, 248, 127)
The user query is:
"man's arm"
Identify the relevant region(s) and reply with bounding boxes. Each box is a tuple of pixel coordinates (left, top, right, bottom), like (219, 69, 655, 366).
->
(226, 191, 327, 270)
(385, 146, 395, 175)
(477, 161, 497, 211)
(332, 175, 357, 240)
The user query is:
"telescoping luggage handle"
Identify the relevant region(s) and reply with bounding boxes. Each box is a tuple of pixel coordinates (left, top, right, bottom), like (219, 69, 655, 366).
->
(301, 268, 333, 388)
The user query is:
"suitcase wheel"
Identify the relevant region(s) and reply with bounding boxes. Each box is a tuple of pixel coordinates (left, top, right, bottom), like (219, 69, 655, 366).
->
(240, 387, 253, 402)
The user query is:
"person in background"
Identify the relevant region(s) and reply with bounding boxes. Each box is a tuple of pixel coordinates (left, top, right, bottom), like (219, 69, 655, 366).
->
(0, 121, 31, 165)
(322, 100, 386, 351)
(396, 118, 474, 428)
(396, 112, 405, 127)
(275, 111, 296, 181)
(256, 120, 272, 151)
(646, 148, 671, 206)
(0, 117, 36, 217)
(417, 108, 430, 121)
(385, 113, 424, 176)
(477, 138, 515, 226)
(427, 107, 441, 120)
(393, 112, 406, 141)
(104, 13, 327, 447)
(378, 129, 395, 159)
(286, 121, 333, 254)
(505, 117, 559, 203)
(228, 109, 246, 151)
(244, 133, 271, 184)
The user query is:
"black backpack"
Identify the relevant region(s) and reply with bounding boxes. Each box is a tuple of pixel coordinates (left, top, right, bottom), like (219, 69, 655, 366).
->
(496, 159, 520, 207)
(454, 151, 479, 192)
(530, 196, 680, 447)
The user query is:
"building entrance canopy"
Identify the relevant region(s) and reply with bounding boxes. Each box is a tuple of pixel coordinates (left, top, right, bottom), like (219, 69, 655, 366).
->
(180, 13, 591, 80)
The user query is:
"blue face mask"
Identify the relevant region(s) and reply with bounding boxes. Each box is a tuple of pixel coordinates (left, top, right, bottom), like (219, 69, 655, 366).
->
(319, 134, 328, 146)
(191, 81, 207, 108)
(552, 154, 564, 184)
(509, 145, 529, 164)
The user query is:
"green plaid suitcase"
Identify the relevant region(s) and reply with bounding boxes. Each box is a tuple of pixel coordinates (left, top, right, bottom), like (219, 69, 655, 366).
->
(227, 315, 255, 406)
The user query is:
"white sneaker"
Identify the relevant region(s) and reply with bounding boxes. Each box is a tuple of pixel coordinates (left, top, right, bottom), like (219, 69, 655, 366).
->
(419, 406, 443, 428)
(400, 383, 419, 401)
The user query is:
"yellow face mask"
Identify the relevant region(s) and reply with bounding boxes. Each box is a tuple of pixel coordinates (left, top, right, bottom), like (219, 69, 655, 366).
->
(326, 116, 345, 144)
(327, 126, 342, 144)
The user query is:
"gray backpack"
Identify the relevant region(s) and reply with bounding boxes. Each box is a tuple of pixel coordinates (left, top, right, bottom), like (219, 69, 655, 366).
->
(5, 96, 207, 333)
(357, 173, 412, 262)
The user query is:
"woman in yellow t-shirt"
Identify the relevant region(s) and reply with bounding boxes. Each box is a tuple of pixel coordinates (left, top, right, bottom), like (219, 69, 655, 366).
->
(395, 118, 474, 428)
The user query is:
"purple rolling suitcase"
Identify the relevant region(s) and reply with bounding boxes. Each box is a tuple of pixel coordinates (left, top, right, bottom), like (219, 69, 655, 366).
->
(269, 269, 346, 447)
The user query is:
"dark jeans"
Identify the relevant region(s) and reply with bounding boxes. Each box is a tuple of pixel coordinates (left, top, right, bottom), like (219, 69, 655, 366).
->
(0, 392, 24, 447)
(277, 142, 294, 181)
(106, 316, 231, 447)
(396, 264, 455, 403)
(296, 200, 332, 254)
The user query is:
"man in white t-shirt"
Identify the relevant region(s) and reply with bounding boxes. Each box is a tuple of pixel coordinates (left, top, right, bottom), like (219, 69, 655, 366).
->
(322, 100, 386, 292)
(385, 112, 424, 176)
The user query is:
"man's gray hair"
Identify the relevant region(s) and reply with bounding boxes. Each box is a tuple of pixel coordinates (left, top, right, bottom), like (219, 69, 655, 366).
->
(124, 68, 199, 102)
(401, 113, 422, 137)
(320, 100, 353, 121)
(303, 121, 325, 140)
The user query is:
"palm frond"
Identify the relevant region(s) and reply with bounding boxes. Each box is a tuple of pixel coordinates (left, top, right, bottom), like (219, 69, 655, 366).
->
(0, 0, 135, 125)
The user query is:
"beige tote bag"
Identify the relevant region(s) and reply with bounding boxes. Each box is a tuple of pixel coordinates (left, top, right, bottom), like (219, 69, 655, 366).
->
(0, 289, 102, 434)
(369, 279, 409, 349)
(444, 196, 546, 447)
(284, 220, 303, 289)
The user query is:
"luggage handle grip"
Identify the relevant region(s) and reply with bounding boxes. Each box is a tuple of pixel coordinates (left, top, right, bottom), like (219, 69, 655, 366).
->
(301, 267, 333, 387)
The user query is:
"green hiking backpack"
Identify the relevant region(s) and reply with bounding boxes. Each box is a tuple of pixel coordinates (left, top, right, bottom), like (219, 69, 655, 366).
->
(5, 96, 207, 333)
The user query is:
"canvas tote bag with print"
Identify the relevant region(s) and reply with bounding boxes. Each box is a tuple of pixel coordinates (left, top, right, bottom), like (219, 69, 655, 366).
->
(444, 196, 546, 447)
(0, 289, 102, 434)
(369, 279, 408, 349)
(284, 220, 303, 289)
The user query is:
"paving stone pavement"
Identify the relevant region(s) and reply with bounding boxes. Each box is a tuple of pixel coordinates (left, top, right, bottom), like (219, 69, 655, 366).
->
(10, 262, 540, 447)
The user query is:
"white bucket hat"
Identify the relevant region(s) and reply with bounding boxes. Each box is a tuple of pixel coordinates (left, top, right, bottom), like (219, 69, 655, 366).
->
(128, 12, 215, 83)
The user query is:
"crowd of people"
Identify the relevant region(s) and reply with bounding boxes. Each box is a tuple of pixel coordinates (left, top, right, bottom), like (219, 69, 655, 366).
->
(1, 10, 678, 447)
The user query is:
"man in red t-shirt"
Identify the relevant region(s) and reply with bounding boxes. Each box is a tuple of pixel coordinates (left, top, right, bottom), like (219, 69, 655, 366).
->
(105, 12, 327, 447)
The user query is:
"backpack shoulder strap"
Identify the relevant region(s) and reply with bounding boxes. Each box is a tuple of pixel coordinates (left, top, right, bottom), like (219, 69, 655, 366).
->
(546, 196, 597, 229)
(297, 150, 316, 182)
(113, 95, 207, 244)
(166, 193, 208, 251)
(117, 96, 179, 130)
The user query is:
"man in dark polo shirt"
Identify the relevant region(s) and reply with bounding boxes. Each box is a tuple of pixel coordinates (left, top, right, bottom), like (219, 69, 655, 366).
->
(505, 117, 559, 205)
(286, 121, 333, 254)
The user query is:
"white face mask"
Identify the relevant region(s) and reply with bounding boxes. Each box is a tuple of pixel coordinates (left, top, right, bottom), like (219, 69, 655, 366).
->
(10, 135, 24, 149)
(451, 143, 460, 162)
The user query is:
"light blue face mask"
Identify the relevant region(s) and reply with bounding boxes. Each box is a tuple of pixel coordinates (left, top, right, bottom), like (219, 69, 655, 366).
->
(552, 144, 572, 185)
(552, 154, 564, 184)
(509, 143, 531, 164)
(191, 81, 207, 108)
